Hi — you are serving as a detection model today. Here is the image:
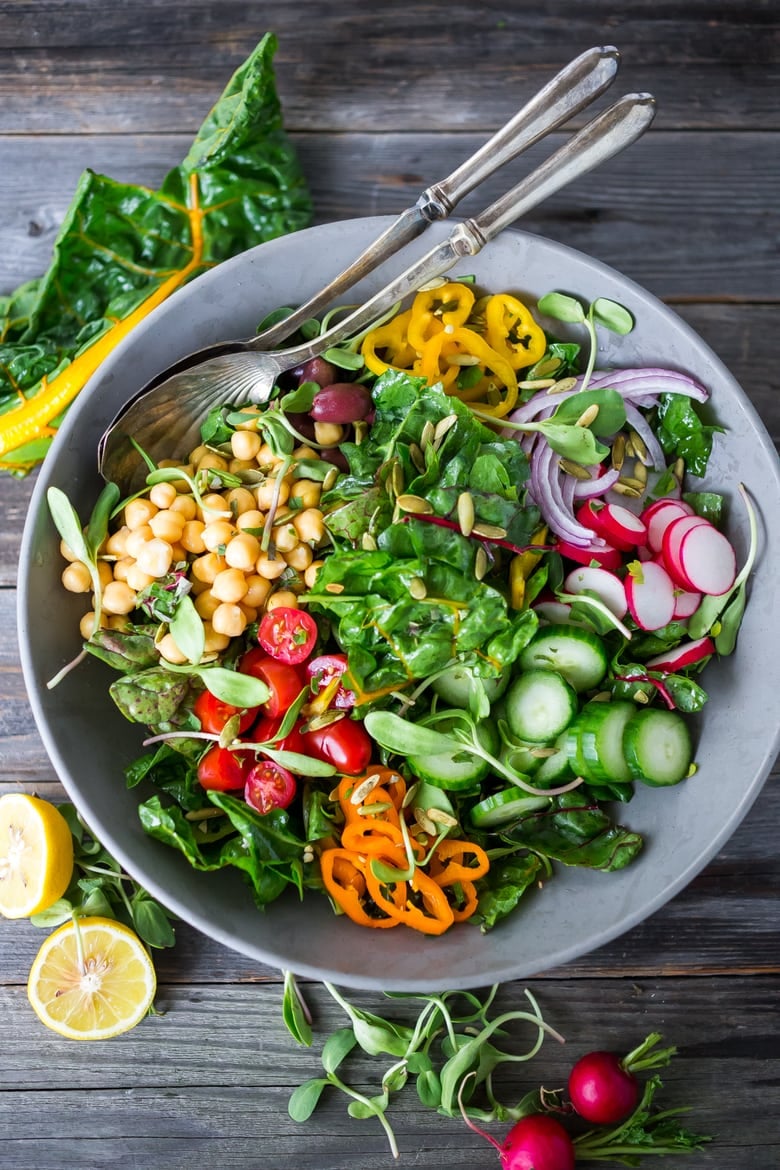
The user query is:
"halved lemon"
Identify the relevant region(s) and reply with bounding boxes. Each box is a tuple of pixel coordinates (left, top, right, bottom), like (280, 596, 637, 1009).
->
(27, 916, 157, 1040)
(0, 792, 74, 919)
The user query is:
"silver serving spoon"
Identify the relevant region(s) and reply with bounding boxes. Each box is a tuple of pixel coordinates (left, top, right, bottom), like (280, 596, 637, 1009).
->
(100, 96, 655, 493)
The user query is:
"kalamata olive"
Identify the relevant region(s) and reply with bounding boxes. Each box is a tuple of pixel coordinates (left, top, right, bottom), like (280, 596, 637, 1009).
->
(321, 447, 350, 471)
(284, 411, 317, 440)
(311, 384, 373, 424)
(292, 358, 338, 388)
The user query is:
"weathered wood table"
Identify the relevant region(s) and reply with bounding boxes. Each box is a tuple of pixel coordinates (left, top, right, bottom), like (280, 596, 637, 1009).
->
(1, 5, 778, 1167)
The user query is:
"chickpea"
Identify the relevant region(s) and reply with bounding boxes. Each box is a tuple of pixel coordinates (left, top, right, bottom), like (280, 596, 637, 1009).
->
(225, 533, 261, 571)
(149, 509, 185, 544)
(203, 621, 231, 654)
(239, 602, 258, 623)
(201, 519, 236, 553)
(211, 568, 249, 604)
(188, 445, 209, 466)
(304, 560, 325, 589)
(290, 479, 322, 509)
(194, 590, 221, 620)
(255, 442, 282, 467)
(135, 538, 174, 579)
(105, 526, 130, 557)
(125, 525, 154, 560)
(292, 444, 319, 462)
(230, 430, 262, 462)
(59, 538, 81, 563)
(112, 557, 134, 583)
(234, 405, 262, 432)
(191, 552, 227, 584)
(149, 482, 178, 510)
(170, 494, 198, 520)
(211, 603, 247, 638)
(313, 421, 344, 446)
(96, 560, 114, 589)
(181, 520, 207, 555)
(61, 561, 92, 593)
(106, 615, 131, 631)
(266, 589, 299, 612)
(189, 576, 211, 596)
(102, 581, 137, 615)
(79, 611, 100, 639)
(255, 552, 287, 581)
(197, 452, 229, 475)
(125, 498, 158, 530)
(273, 522, 299, 554)
(225, 487, 257, 517)
(255, 476, 290, 511)
(229, 459, 256, 475)
(293, 508, 325, 545)
(243, 574, 272, 608)
(169, 542, 187, 564)
(157, 633, 189, 665)
(125, 565, 156, 592)
(285, 542, 314, 572)
(236, 509, 265, 534)
(199, 492, 232, 522)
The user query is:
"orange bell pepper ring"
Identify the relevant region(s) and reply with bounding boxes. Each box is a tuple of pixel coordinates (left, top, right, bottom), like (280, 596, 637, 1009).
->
(485, 293, 546, 372)
(430, 839, 490, 884)
(320, 848, 400, 929)
(407, 282, 475, 351)
(364, 865, 455, 936)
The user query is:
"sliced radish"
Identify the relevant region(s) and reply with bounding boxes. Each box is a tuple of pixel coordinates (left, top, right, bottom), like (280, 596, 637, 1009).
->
(563, 566, 627, 618)
(556, 537, 623, 571)
(661, 514, 710, 589)
(672, 586, 702, 619)
(534, 600, 576, 625)
(677, 523, 737, 596)
(591, 503, 648, 551)
(625, 560, 676, 630)
(575, 499, 604, 532)
(643, 498, 694, 554)
(646, 636, 716, 672)
(636, 544, 654, 562)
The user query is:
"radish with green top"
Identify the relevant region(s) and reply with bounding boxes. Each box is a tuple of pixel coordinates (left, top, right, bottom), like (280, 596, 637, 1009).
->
(463, 1111, 575, 1170)
(568, 1033, 678, 1125)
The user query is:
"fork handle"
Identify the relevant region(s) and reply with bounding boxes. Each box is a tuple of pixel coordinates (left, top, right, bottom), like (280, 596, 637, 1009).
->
(271, 92, 655, 372)
(251, 46, 619, 350)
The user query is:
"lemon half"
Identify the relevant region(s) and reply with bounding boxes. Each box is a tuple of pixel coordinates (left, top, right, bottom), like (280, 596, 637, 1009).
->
(27, 916, 157, 1040)
(0, 792, 74, 919)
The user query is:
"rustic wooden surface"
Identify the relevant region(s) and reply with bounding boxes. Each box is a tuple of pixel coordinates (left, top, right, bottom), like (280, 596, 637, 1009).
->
(1, 4, 778, 1167)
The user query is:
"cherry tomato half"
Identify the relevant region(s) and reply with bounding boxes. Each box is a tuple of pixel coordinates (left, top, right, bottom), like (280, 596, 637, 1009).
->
(197, 745, 252, 791)
(251, 715, 308, 757)
(258, 606, 318, 665)
(244, 760, 297, 815)
(239, 648, 305, 718)
(306, 653, 355, 709)
(193, 689, 258, 735)
(302, 717, 373, 775)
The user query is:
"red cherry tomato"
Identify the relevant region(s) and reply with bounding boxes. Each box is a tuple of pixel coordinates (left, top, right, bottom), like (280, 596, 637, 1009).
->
(306, 653, 355, 709)
(302, 717, 373, 775)
(251, 715, 308, 757)
(239, 648, 305, 718)
(197, 745, 252, 791)
(257, 607, 318, 665)
(244, 760, 297, 815)
(193, 689, 258, 735)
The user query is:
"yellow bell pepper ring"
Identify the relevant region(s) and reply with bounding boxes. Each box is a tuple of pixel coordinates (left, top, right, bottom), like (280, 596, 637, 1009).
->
(485, 293, 546, 371)
(407, 282, 475, 351)
(360, 308, 416, 376)
(446, 326, 519, 416)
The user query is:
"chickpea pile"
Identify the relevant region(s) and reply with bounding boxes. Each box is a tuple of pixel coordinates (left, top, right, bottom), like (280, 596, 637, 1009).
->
(58, 411, 343, 663)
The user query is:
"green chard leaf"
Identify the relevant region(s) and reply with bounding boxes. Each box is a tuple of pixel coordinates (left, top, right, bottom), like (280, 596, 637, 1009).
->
(654, 393, 725, 478)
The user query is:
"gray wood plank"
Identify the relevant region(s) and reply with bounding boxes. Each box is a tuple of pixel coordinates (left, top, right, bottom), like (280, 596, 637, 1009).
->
(2, 131, 779, 298)
(0, 979, 776, 1169)
(0, 1, 778, 132)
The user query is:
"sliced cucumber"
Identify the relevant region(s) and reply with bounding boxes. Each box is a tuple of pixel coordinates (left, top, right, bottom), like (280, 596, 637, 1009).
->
(499, 736, 542, 776)
(534, 732, 574, 786)
(408, 714, 498, 791)
(504, 669, 577, 744)
(432, 663, 509, 710)
(623, 708, 693, 787)
(470, 789, 551, 829)
(518, 626, 608, 692)
(569, 700, 636, 785)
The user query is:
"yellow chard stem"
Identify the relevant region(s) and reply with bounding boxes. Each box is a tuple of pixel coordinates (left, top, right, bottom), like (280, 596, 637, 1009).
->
(0, 174, 205, 459)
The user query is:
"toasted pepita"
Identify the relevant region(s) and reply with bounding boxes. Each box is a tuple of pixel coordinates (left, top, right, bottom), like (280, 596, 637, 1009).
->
(409, 577, 428, 600)
(397, 494, 434, 514)
(472, 522, 507, 539)
(559, 459, 593, 480)
(457, 491, 475, 537)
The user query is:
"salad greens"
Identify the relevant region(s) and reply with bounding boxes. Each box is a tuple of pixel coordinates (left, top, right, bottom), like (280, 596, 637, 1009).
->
(0, 33, 311, 474)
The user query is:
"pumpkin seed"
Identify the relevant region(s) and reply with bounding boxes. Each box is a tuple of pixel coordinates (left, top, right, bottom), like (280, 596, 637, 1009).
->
(322, 466, 340, 492)
(457, 491, 475, 537)
(612, 482, 643, 498)
(391, 461, 404, 497)
(519, 377, 558, 390)
(417, 276, 447, 292)
(611, 433, 626, 470)
(409, 577, 428, 600)
(361, 532, 377, 551)
(447, 353, 481, 366)
(420, 420, 436, 451)
(474, 545, 489, 580)
(306, 709, 346, 732)
(413, 807, 437, 836)
(633, 461, 648, 485)
(409, 442, 426, 472)
(472, 522, 507, 540)
(553, 376, 578, 393)
(433, 413, 459, 446)
(350, 773, 383, 804)
(325, 582, 345, 594)
(575, 403, 600, 428)
(427, 808, 458, 828)
(559, 459, 593, 480)
(629, 429, 649, 463)
(397, 493, 434, 514)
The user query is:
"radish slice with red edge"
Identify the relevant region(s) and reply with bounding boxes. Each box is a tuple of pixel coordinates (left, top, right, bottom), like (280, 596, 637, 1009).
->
(642, 498, 694, 554)
(645, 635, 716, 672)
(672, 586, 702, 619)
(677, 522, 737, 596)
(661, 514, 711, 589)
(563, 566, 628, 618)
(556, 537, 623, 571)
(625, 560, 676, 630)
(592, 503, 648, 551)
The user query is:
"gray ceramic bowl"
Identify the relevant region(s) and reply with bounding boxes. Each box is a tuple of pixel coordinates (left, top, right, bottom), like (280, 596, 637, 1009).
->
(18, 218, 780, 990)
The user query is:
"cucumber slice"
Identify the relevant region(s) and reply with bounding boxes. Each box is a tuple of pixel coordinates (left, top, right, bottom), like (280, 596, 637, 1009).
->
(470, 789, 551, 829)
(499, 737, 543, 776)
(408, 714, 498, 791)
(623, 708, 693, 787)
(505, 669, 578, 743)
(432, 664, 509, 710)
(534, 732, 573, 786)
(518, 626, 608, 692)
(569, 700, 636, 785)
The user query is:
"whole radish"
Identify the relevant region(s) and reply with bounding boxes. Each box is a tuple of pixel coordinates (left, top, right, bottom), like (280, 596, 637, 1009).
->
(568, 1033, 677, 1125)
(465, 1111, 575, 1170)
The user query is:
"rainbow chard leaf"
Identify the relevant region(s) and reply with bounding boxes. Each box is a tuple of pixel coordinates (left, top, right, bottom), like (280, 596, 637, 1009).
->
(0, 32, 311, 475)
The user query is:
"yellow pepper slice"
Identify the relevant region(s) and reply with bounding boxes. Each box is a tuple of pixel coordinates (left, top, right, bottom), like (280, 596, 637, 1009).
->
(360, 308, 416, 376)
(485, 293, 546, 372)
(509, 526, 549, 609)
(407, 282, 475, 351)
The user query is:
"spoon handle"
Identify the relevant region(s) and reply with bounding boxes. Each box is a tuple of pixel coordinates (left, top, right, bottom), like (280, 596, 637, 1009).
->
(271, 92, 655, 371)
(251, 46, 620, 349)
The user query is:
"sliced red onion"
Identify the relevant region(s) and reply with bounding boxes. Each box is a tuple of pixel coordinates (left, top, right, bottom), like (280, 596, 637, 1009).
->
(508, 366, 709, 425)
(623, 402, 667, 469)
(573, 465, 622, 498)
(530, 440, 605, 547)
